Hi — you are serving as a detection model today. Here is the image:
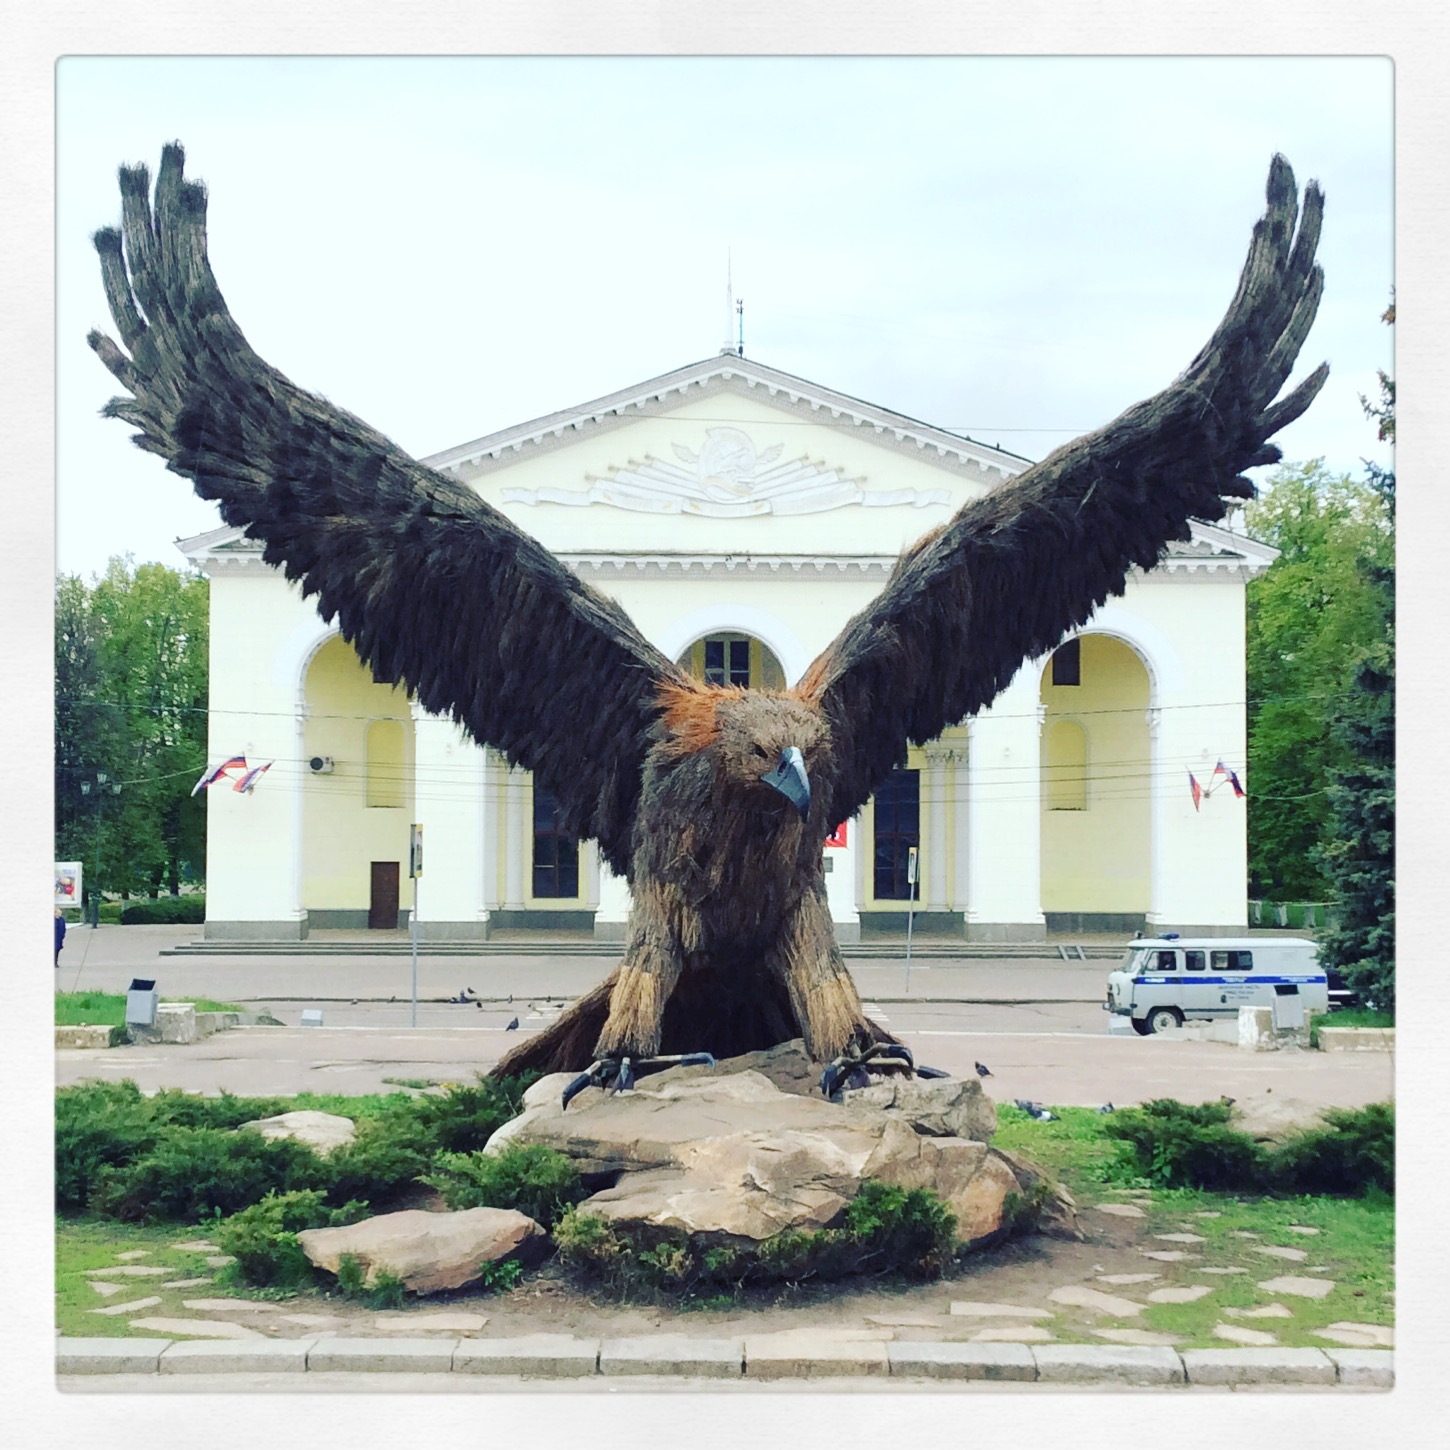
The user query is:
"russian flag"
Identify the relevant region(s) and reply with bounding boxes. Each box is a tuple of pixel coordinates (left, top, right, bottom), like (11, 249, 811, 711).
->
(233, 761, 273, 794)
(1188, 771, 1202, 811)
(192, 755, 248, 796)
(1214, 760, 1247, 798)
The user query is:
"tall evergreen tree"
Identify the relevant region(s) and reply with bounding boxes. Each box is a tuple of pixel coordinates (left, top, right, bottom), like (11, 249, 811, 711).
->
(1313, 304, 1395, 1009)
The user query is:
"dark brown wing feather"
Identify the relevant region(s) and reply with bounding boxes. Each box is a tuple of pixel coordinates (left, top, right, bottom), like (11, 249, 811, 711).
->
(88, 144, 686, 874)
(796, 155, 1328, 828)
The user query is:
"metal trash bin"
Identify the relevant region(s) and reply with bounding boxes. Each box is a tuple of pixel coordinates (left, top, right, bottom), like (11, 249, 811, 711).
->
(126, 978, 159, 1027)
(301, 1008, 324, 1028)
(1272, 983, 1305, 1030)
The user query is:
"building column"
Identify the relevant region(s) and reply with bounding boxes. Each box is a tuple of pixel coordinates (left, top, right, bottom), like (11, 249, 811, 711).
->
(963, 664, 1047, 942)
(823, 814, 860, 943)
(593, 858, 633, 942)
(502, 764, 527, 910)
(409, 705, 490, 941)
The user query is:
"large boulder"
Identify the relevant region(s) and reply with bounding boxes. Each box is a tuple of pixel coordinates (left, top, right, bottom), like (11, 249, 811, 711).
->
(491, 1058, 1073, 1251)
(239, 1110, 356, 1156)
(296, 1207, 545, 1294)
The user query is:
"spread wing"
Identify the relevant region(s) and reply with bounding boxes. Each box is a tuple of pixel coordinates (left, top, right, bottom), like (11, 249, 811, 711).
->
(796, 155, 1327, 829)
(88, 143, 685, 875)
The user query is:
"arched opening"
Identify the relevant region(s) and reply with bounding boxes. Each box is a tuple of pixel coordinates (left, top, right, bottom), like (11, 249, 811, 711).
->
(301, 635, 415, 928)
(1039, 633, 1151, 932)
(676, 631, 787, 690)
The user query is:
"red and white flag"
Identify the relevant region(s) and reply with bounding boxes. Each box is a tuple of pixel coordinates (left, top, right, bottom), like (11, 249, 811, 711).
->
(1188, 771, 1202, 811)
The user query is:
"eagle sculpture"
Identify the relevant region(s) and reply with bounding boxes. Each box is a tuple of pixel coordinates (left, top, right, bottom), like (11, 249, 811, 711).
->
(90, 146, 1326, 1098)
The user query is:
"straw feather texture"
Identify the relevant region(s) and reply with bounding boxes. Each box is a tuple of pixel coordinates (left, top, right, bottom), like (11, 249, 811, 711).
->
(91, 146, 1325, 1075)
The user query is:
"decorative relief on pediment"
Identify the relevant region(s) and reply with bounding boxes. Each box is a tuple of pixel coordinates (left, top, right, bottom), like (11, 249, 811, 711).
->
(499, 427, 951, 516)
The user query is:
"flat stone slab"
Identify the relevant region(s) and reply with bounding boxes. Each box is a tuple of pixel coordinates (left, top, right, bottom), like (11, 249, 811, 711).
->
(1253, 1243, 1308, 1261)
(205, 1255, 237, 1267)
(171, 1240, 220, 1252)
(1147, 1285, 1212, 1304)
(1139, 1250, 1195, 1262)
(864, 1313, 952, 1329)
(1033, 1344, 1184, 1385)
(1048, 1285, 1144, 1317)
(1325, 1349, 1394, 1387)
(182, 1298, 288, 1313)
(453, 1334, 600, 1377)
(1153, 1232, 1206, 1243)
(56, 1338, 171, 1374)
(1199, 1266, 1249, 1275)
(115, 1250, 152, 1260)
(1313, 1324, 1394, 1348)
(128, 1318, 264, 1339)
(87, 1282, 124, 1297)
(1225, 1303, 1294, 1319)
(55, 1024, 119, 1049)
(969, 1326, 1056, 1342)
(307, 1336, 456, 1372)
(89, 1296, 162, 1317)
(85, 1265, 169, 1277)
(282, 1313, 347, 1328)
(1257, 1275, 1336, 1299)
(1183, 1347, 1336, 1385)
(600, 1335, 743, 1377)
(1090, 1203, 1145, 1218)
(1097, 1273, 1160, 1285)
(888, 1341, 1036, 1380)
(949, 1300, 1052, 1319)
(1287, 1224, 1321, 1235)
(744, 1332, 889, 1378)
(1214, 1324, 1279, 1346)
(160, 1339, 315, 1374)
(160, 1278, 212, 1289)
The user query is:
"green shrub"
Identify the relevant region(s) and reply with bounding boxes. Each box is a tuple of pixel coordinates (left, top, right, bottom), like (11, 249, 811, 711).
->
(397, 1074, 542, 1156)
(335, 1253, 406, 1309)
(477, 1258, 524, 1293)
(1270, 1103, 1394, 1196)
(55, 1080, 159, 1212)
(1102, 1099, 1269, 1192)
(321, 1125, 432, 1209)
(88, 1125, 327, 1222)
(552, 1180, 956, 1299)
(214, 1189, 368, 1288)
(119, 894, 206, 925)
(421, 1143, 585, 1226)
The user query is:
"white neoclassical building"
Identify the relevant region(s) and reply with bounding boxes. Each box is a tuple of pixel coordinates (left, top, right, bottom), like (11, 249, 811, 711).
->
(181, 352, 1273, 944)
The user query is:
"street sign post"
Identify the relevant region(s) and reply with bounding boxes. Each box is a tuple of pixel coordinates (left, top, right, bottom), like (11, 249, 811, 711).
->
(409, 824, 423, 1027)
(905, 845, 919, 993)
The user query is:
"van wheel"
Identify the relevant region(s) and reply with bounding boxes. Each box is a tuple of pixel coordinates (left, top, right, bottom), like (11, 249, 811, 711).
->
(1131, 1017, 1152, 1036)
(1145, 1006, 1183, 1035)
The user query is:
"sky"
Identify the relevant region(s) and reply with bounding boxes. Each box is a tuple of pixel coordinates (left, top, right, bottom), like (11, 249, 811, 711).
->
(56, 55, 1393, 579)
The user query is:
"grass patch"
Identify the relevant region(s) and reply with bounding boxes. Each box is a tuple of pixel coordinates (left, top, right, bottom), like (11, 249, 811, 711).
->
(1312, 1008, 1395, 1046)
(55, 992, 245, 1027)
(990, 1105, 1138, 1197)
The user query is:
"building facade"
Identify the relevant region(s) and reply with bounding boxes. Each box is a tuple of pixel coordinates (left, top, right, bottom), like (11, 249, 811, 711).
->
(181, 355, 1273, 944)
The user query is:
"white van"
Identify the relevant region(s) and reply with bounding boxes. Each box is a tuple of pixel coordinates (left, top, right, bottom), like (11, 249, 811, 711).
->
(1104, 935, 1328, 1035)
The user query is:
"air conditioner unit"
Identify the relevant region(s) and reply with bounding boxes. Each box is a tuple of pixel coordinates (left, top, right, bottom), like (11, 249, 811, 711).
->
(308, 756, 335, 774)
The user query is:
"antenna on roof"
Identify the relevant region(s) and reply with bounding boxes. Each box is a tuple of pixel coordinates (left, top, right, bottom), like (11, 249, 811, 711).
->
(736, 296, 744, 357)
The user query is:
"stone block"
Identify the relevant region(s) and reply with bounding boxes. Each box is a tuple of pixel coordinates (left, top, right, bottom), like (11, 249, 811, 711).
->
(453, 1335, 600, 1377)
(54, 1024, 120, 1050)
(306, 1336, 457, 1372)
(888, 1341, 1036, 1381)
(159, 1338, 316, 1374)
(56, 1337, 171, 1374)
(744, 1333, 889, 1379)
(1032, 1344, 1185, 1385)
(1181, 1347, 1336, 1385)
(599, 1335, 743, 1377)
(128, 1003, 197, 1045)
(1324, 1349, 1394, 1388)
(1317, 1027, 1395, 1053)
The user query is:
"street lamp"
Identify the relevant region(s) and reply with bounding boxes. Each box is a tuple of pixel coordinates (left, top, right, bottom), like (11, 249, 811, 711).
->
(79, 772, 122, 928)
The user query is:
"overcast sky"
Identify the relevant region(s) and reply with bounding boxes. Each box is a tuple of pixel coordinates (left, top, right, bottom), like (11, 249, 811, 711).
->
(55, 55, 1393, 580)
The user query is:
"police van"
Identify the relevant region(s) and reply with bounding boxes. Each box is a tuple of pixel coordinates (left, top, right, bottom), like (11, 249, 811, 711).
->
(1104, 935, 1328, 1035)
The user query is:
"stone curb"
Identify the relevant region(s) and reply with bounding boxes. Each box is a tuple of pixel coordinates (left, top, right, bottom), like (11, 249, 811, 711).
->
(55, 1337, 1392, 1385)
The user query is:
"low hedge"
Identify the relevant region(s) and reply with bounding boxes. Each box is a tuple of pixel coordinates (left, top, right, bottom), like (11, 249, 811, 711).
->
(119, 894, 205, 925)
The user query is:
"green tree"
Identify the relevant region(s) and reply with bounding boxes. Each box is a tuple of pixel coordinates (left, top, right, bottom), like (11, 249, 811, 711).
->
(54, 559, 210, 899)
(1244, 463, 1393, 898)
(1313, 304, 1395, 1008)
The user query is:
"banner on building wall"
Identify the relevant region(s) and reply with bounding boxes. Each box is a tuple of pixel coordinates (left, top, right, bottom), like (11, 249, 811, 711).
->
(825, 822, 848, 849)
(55, 862, 83, 909)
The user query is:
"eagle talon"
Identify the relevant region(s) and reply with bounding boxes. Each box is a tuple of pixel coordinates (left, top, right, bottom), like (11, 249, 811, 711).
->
(562, 1050, 718, 1107)
(819, 1040, 917, 1100)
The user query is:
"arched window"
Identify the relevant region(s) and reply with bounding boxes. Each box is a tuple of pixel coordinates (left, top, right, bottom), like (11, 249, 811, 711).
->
(678, 633, 786, 690)
(1044, 720, 1088, 810)
(365, 719, 405, 808)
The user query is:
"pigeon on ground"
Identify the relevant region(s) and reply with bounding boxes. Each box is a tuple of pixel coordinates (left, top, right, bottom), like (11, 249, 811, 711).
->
(465, 987, 478, 998)
(974, 1061, 993, 1077)
(475, 1000, 484, 1010)
(1013, 1099, 1058, 1122)
(506, 1017, 520, 1031)
(1097, 1103, 1115, 1114)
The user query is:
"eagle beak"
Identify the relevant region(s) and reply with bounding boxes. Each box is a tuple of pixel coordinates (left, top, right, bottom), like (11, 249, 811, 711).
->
(762, 745, 811, 821)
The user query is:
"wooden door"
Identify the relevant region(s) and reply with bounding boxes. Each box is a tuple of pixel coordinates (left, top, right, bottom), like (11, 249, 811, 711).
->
(368, 861, 400, 929)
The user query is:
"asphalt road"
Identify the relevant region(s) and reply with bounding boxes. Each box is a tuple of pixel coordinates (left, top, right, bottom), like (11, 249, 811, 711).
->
(54, 925, 1394, 1110)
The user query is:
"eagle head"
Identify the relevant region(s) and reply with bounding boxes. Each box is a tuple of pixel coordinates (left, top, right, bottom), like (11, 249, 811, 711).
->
(658, 682, 826, 824)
